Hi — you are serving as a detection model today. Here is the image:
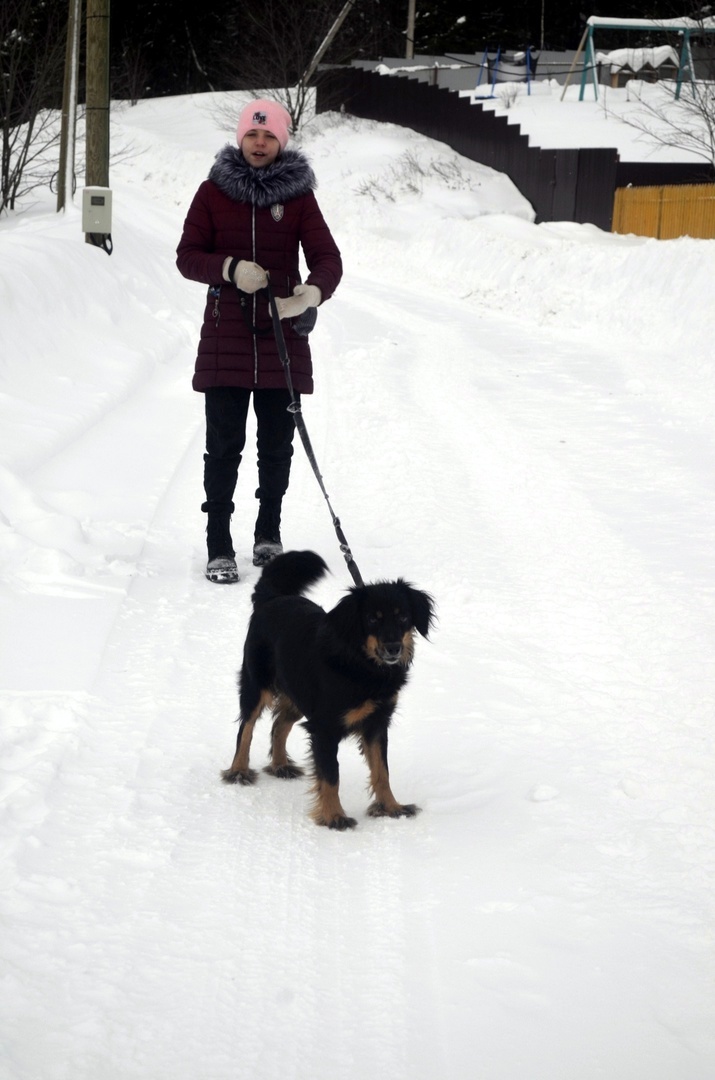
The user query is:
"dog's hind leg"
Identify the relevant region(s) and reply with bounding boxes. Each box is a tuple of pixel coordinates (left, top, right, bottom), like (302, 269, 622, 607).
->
(221, 688, 273, 785)
(309, 733, 357, 830)
(361, 731, 420, 819)
(264, 694, 305, 779)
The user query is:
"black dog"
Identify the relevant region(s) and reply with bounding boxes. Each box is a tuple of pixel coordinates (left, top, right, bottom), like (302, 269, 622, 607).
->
(221, 551, 434, 830)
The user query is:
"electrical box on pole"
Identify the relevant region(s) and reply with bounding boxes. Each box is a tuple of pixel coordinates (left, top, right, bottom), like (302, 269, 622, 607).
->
(82, 187, 112, 233)
(82, 186, 113, 254)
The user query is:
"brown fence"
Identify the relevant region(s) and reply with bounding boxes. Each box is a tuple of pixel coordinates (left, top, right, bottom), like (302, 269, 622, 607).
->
(612, 183, 715, 239)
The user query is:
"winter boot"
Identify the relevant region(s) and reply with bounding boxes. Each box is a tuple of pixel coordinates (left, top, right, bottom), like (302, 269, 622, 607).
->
(253, 499, 283, 567)
(205, 509, 239, 584)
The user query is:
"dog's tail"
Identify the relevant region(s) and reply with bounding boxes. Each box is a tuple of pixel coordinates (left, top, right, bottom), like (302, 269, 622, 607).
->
(251, 550, 329, 610)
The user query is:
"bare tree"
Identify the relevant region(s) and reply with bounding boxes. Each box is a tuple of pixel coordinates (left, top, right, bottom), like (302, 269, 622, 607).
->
(184, 20, 216, 93)
(114, 38, 153, 106)
(620, 79, 715, 167)
(218, 0, 364, 131)
(1, 0, 67, 213)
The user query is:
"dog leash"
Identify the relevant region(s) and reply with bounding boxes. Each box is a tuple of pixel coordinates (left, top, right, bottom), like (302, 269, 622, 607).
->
(265, 278, 365, 589)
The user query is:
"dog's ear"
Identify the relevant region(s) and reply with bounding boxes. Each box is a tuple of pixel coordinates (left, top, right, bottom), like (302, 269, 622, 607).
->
(405, 585, 435, 639)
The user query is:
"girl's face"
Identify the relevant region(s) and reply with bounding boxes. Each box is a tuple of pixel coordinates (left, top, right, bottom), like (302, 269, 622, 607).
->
(241, 128, 280, 168)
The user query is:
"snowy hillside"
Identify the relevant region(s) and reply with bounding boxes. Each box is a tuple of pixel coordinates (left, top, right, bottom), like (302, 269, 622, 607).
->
(1, 90, 714, 1080)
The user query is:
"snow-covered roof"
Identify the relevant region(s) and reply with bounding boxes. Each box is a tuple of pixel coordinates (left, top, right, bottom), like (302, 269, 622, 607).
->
(595, 46, 679, 72)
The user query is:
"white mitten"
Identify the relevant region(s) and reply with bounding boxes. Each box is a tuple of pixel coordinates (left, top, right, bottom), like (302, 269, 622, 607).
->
(275, 283, 322, 320)
(223, 257, 267, 293)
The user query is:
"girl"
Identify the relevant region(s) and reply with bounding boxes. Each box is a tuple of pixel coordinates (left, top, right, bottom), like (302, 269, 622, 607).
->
(177, 99, 342, 583)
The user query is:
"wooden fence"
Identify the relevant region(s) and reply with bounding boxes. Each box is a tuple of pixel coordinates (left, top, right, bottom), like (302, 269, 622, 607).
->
(612, 183, 715, 239)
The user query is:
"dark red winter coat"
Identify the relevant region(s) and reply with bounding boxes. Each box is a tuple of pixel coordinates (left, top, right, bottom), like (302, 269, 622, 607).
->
(176, 145, 342, 394)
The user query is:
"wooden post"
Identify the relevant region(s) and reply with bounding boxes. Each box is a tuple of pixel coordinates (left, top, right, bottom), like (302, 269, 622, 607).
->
(85, 0, 110, 217)
(301, 0, 357, 88)
(406, 0, 416, 60)
(560, 26, 588, 101)
(57, 0, 82, 212)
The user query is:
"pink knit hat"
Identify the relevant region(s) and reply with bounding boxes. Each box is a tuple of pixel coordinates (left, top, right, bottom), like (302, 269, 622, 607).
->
(236, 99, 291, 151)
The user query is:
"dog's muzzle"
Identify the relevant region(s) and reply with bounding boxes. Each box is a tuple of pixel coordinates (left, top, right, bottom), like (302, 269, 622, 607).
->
(378, 642, 405, 666)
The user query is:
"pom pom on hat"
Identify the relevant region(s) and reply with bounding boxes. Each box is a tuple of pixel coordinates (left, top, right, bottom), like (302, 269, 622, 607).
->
(236, 99, 291, 151)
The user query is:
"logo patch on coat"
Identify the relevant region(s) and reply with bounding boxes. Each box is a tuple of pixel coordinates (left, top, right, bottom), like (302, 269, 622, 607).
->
(271, 204, 284, 222)
(252, 111, 267, 126)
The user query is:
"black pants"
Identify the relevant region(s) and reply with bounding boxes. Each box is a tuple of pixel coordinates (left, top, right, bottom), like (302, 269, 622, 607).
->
(202, 387, 297, 516)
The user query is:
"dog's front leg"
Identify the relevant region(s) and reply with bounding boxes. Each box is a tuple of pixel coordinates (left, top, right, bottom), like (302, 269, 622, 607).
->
(309, 732, 356, 830)
(362, 730, 420, 819)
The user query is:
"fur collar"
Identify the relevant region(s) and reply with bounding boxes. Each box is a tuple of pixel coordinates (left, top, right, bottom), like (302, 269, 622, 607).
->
(208, 145, 317, 208)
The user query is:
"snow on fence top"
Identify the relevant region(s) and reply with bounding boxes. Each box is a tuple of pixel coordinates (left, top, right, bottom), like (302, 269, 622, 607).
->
(587, 15, 715, 31)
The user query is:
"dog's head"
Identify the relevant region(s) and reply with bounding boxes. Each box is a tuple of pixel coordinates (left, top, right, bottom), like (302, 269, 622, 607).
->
(329, 579, 435, 668)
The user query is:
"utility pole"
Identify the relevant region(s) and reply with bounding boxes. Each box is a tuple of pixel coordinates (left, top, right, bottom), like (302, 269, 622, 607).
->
(406, 0, 416, 60)
(302, 0, 358, 87)
(57, 0, 82, 212)
(85, 0, 110, 193)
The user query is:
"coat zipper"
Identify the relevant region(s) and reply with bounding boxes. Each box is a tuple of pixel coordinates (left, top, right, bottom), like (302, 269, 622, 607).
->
(251, 204, 259, 384)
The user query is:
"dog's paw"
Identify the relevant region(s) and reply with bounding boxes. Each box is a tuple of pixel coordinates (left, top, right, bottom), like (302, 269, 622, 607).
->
(221, 767, 258, 786)
(367, 801, 421, 819)
(264, 762, 305, 780)
(321, 814, 358, 831)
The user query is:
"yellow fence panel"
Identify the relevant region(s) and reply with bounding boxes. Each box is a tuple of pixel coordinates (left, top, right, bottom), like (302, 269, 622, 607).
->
(613, 186, 660, 237)
(613, 184, 715, 239)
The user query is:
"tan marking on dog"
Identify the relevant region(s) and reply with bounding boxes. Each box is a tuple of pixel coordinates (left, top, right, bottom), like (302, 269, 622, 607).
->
(362, 630, 415, 666)
(269, 694, 303, 769)
(343, 699, 377, 729)
(361, 737, 401, 813)
(310, 779, 350, 826)
(227, 688, 273, 774)
(363, 634, 380, 661)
